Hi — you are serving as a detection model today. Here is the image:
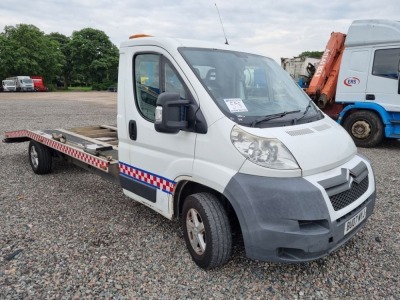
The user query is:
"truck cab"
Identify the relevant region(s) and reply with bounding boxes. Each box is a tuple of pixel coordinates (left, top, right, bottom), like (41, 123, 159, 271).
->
(2, 79, 16, 92)
(7, 76, 34, 92)
(31, 76, 48, 92)
(116, 36, 375, 268)
(336, 20, 400, 147)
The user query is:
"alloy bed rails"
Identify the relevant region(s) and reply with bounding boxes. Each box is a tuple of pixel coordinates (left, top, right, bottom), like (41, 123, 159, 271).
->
(3, 125, 120, 182)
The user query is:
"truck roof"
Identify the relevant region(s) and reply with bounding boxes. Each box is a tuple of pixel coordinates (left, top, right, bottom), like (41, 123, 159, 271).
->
(346, 19, 400, 47)
(120, 35, 265, 57)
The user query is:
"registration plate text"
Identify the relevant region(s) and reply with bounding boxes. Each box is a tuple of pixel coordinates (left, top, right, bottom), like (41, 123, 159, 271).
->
(344, 207, 367, 235)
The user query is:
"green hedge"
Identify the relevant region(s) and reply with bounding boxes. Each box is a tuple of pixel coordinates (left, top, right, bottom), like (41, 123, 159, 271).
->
(92, 81, 117, 91)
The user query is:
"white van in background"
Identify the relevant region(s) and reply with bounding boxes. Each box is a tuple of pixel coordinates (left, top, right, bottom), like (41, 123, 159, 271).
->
(6, 76, 34, 92)
(1, 79, 17, 92)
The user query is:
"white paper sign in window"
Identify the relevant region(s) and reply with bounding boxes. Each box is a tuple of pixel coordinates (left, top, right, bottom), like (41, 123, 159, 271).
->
(224, 98, 248, 113)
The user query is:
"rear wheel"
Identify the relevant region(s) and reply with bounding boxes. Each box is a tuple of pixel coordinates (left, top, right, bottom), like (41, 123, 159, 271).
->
(28, 141, 52, 174)
(343, 110, 384, 148)
(182, 193, 232, 269)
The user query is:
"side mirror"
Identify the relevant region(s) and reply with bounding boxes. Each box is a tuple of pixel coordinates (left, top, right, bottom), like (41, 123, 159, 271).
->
(154, 92, 190, 133)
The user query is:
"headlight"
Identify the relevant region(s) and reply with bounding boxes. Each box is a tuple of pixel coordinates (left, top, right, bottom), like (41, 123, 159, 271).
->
(231, 126, 299, 170)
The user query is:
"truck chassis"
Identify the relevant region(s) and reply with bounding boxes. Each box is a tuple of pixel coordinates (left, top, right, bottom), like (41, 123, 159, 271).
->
(4, 125, 120, 181)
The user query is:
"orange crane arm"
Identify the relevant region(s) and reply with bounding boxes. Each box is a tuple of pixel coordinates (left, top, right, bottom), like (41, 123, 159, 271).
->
(306, 32, 346, 108)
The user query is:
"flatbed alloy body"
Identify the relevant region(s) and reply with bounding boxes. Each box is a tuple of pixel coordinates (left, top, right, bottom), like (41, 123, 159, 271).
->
(4, 125, 120, 180)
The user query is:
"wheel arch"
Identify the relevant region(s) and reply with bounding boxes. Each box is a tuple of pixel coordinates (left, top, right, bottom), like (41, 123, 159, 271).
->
(339, 103, 387, 147)
(173, 180, 240, 231)
(28, 138, 60, 158)
(338, 102, 390, 125)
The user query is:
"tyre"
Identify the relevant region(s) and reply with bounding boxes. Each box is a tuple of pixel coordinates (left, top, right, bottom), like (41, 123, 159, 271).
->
(182, 192, 232, 269)
(343, 110, 384, 148)
(28, 141, 52, 174)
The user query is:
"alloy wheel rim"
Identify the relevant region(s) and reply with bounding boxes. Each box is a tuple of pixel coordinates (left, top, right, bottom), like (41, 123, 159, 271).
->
(30, 146, 39, 168)
(186, 208, 206, 255)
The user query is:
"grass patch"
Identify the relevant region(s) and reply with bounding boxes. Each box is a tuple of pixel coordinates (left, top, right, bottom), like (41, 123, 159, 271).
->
(57, 86, 93, 92)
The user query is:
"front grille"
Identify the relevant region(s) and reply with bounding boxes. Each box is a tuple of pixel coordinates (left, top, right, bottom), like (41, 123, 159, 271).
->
(330, 176, 369, 211)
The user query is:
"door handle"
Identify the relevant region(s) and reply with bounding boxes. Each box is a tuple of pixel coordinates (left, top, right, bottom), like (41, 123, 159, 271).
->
(366, 94, 375, 100)
(129, 120, 137, 140)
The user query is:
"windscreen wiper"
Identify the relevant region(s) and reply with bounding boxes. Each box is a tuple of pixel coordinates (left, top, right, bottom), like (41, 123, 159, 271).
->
(293, 100, 325, 124)
(292, 101, 313, 125)
(251, 110, 300, 127)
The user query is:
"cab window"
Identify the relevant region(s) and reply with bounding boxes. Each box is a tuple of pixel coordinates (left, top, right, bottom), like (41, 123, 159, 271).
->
(372, 48, 400, 79)
(134, 54, 191, 122)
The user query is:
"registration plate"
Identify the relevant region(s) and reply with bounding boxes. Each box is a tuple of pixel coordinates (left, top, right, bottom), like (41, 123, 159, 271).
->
(344, 207, 367, 235)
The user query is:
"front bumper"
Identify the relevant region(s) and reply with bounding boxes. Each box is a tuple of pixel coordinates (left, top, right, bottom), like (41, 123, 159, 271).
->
(22, 87, 34, 91)
(223, 154, 376, 262)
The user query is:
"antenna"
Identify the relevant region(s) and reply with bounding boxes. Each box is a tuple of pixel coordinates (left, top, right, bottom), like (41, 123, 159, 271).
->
(215, 3, 229, 45)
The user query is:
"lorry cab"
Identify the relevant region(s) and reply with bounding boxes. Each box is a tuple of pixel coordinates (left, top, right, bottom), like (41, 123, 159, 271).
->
(12, 76, 34, 92)
(2, 79, 16, 92)
(336, 20, 400, 146)
(117, 36, 376, 268)
(31, 76, 48, 92)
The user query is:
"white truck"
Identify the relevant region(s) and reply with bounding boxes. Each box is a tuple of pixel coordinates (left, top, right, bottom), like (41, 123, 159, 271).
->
(3, 35, 376, 269)
(286, 20, 400, 147)
(281, 56, 320, 88)
(1, 79, 17, 92)
(7, 76, 34, 92)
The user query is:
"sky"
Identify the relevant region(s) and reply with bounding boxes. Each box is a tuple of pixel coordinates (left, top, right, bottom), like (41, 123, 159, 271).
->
(1, 0, 400, 63)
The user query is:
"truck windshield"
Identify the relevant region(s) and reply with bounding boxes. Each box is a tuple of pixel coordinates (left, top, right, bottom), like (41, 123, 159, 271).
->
(3, 80, 14, 86)
(179, 48, 322, 127)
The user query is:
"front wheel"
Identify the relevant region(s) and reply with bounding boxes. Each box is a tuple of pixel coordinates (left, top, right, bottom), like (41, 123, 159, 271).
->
(28, 141, 52, 174)
(343, 110, 384, 148)
(182, 193, 232, 269)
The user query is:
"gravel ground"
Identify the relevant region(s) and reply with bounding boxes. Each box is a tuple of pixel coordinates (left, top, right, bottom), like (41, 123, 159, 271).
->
(0, 91, 399, 299)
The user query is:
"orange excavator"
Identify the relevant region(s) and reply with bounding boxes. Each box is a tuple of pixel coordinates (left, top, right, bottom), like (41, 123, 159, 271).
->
(306, 32, 346, 118)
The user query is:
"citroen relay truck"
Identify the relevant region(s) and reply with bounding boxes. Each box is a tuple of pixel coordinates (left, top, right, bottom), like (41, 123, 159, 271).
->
(4, 34, 376, 269)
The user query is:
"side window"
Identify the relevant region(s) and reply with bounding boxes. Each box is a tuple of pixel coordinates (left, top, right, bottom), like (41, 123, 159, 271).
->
(164, 63, 186, 98)
(134, 54, 190, 122)
(134, 54, 160, 121)
(372, 48, 400, 79)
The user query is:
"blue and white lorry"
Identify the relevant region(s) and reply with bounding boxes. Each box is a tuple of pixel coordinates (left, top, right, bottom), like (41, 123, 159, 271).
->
(292, 20, 400, 147)
(3, 34, 376, 269)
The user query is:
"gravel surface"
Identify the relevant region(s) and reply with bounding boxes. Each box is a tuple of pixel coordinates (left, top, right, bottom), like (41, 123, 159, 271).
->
(0, 91, 399, 299)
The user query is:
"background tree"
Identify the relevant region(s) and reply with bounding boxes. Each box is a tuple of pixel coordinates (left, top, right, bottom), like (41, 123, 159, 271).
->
(0, 34, 11, 80)
(0, 24, 63, 87)
(47, 32, 72, 89)
(0, 24, 119, 90)
(299, 51, 324, 59)
(69, 28, 119, 89)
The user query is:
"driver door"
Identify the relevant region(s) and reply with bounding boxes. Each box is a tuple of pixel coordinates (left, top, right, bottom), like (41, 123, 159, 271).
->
(118, 46, 197, 218)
